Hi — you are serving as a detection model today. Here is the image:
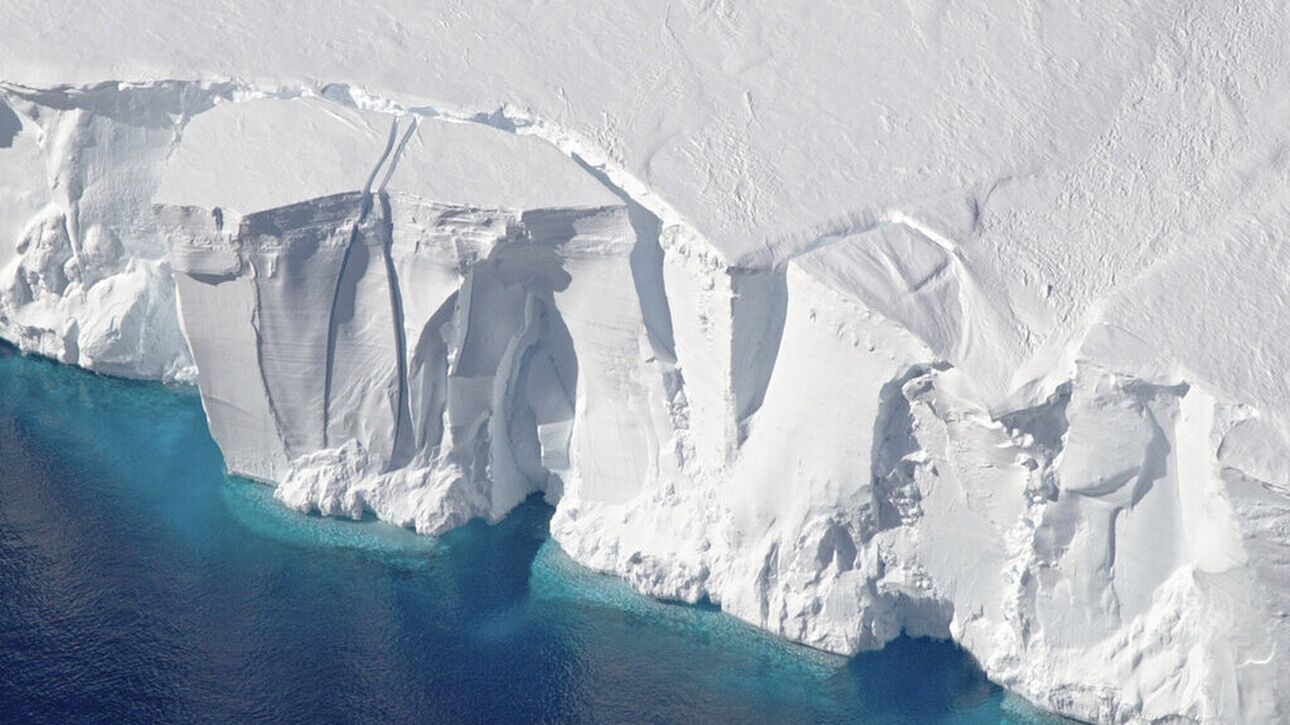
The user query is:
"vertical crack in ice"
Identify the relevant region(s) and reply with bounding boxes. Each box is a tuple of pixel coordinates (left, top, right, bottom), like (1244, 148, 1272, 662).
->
(322, 217, 363, 447)
(377, 117, 418, 194)
(377, 192, 413, 471)
(323, 116, 405, 447)
(246, 253, 292, 461)
(361, 116, 401, 207)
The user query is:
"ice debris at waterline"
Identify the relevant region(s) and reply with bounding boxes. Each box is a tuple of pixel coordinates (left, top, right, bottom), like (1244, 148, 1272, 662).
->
(0, 346, 1064, 723)
(2, 3, 1289, 721)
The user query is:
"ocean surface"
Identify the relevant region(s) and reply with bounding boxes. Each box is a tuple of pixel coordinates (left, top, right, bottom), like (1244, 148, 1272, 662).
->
(0, 344, 1065, 724)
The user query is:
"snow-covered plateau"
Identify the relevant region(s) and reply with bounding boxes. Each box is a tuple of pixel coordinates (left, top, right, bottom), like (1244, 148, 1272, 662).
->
(2, 3, 1288, 722)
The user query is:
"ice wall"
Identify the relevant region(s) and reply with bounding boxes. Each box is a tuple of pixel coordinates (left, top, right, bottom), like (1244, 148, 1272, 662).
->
(0, 84, 1286, 725)
(0, 83, 220, 380)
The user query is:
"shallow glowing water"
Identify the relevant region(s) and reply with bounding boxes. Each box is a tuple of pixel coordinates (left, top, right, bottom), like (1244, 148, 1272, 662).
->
(0, 345, 1065, 723)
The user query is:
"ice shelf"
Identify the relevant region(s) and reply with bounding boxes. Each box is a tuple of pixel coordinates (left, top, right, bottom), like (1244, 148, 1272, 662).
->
(3, 4, 1290, 721)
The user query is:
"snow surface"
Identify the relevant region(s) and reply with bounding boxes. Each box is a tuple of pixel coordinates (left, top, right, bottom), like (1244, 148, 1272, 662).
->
(2, 3, 1290, 722)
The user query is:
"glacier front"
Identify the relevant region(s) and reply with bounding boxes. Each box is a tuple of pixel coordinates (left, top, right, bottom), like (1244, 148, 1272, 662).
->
(2, 3, 1289, 722)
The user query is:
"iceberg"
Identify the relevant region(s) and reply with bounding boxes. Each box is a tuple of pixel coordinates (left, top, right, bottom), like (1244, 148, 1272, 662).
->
(2, 3, 1289, 721)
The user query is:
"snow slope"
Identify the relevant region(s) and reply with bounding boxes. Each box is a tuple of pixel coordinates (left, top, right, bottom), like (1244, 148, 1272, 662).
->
(2, 3, 1289, 722)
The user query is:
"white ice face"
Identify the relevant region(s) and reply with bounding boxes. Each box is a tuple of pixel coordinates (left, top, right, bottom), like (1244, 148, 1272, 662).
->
(3, 4, 1290, 721)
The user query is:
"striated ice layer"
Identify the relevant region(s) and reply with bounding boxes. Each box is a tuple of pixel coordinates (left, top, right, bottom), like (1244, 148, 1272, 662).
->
(0, 76, 1287, 725)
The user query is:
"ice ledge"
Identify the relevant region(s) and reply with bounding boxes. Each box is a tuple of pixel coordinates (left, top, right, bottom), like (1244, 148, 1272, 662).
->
(0, 80, 1286, 724)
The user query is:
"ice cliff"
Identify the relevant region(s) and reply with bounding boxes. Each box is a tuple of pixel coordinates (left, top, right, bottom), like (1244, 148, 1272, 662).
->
(3, 2, 1290, 722)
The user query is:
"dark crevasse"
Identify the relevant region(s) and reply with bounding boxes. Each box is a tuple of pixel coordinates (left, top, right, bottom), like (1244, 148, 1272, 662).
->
(0, 343, 1067, 724)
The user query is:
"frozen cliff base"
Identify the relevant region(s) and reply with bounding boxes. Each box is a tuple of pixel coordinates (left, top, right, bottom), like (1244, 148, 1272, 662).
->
(3, 3, 1290, 721)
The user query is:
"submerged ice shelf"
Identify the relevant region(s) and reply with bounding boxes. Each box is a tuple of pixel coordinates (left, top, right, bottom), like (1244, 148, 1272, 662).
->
(3, 4, 1290, 720)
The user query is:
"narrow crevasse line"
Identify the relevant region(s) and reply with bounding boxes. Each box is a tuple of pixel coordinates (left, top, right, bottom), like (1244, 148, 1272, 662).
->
(247, 250, 294, 472)
(377, 191, 414, 471)
(311, 82, 712, 267)
(322, 219, 364, 447)
(361, 115, 402, 203)
(322, 115, 407, 447)
(377, 118, 418, 194)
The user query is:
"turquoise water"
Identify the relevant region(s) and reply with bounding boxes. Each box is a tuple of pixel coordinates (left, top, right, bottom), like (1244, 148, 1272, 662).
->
(0, 344, 1065, 723)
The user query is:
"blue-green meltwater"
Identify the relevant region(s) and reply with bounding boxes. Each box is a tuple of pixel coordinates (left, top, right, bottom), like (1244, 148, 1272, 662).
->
(0, 344, 1067, 723)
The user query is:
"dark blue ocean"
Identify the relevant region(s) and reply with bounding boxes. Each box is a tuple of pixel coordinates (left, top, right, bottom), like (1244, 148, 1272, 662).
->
(0, 344, 1065, 724)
